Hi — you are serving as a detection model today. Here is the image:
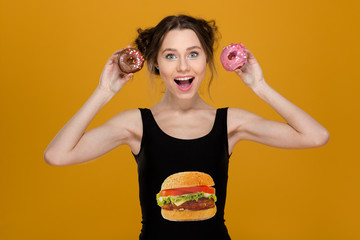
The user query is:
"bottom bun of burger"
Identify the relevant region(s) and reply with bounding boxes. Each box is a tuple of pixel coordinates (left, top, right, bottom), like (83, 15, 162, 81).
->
(161, 206, 216, 221)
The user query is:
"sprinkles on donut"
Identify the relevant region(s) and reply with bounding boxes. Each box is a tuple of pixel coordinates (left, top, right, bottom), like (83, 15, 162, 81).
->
(220, 43, 247, 71)
(118, 48, 145, 74)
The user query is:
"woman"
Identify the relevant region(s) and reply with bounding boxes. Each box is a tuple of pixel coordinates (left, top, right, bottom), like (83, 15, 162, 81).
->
(44, 15, 329, 239)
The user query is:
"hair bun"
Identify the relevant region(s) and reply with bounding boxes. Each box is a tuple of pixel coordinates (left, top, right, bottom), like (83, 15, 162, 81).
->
(135, 28, 153, 58)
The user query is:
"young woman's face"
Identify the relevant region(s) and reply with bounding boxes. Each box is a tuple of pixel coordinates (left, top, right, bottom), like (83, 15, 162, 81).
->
(157, 29, 207, 99)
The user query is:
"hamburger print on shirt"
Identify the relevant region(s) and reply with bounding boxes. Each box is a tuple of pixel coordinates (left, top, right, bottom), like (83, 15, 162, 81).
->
(156, 171, 217, 221)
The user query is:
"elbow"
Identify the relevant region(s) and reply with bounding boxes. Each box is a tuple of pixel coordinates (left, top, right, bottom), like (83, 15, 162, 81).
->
(44, 150, 65, 167)
(311, 129, 330, 148)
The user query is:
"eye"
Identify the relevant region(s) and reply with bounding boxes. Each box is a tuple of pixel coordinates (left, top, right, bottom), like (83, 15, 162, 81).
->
(188, 51, 199, 58)
(165, 53, 177, 60)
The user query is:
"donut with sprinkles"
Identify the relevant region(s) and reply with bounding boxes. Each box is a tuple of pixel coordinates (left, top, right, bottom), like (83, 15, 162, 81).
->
(220, 43, 247, 72)
(118, 48, 144, 74)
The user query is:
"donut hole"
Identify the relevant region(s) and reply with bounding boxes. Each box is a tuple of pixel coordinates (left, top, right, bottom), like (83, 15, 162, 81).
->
(127, 56, 136, 64)
(228, 51, 237, 60)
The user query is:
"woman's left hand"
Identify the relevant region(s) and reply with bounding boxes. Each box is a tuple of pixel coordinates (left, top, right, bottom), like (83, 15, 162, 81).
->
(234, 48, 265, 89)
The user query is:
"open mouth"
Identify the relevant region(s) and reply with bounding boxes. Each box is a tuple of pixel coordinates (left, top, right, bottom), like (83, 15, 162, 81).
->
(174, 77, 195, 90)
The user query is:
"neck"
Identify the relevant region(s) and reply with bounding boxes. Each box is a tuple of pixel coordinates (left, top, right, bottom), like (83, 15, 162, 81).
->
(157, 89, 206, 111)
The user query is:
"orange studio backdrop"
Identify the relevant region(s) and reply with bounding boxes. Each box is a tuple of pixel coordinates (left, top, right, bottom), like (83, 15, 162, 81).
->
(1, 0, 359, 239)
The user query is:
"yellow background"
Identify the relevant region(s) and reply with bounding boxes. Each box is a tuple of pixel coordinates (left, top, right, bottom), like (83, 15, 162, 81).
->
(1, 0, 359, 239)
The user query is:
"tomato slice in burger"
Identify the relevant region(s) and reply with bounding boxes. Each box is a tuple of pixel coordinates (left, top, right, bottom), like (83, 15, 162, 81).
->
(159, 185, 215, 197)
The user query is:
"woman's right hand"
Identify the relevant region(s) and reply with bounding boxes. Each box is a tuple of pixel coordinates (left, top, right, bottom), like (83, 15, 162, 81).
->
(97, 47, 134, 95)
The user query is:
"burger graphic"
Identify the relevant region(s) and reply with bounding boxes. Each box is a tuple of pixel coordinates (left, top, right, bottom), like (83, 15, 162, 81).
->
(156, 171, 217, 221)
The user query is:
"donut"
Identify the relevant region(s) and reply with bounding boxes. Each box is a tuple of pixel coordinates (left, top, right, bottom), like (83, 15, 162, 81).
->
(220, 43, 247, 71)
(118, 48, 144, 74)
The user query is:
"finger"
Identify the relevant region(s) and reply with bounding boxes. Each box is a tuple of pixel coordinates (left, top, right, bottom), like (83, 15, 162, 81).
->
(245, 49, 255, 59)
(126, 73, 134, 80)
(112, 46, 130, 55)
(121, 72, 134, 81)
(108, 54, 120, 64)
(234, 68, 243, 74)
(106, 56, 115, 65)
(118, 70, 134, 79)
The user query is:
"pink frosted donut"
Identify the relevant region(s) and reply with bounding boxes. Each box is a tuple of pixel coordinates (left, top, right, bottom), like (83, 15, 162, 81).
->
(220, 43, 247, 71)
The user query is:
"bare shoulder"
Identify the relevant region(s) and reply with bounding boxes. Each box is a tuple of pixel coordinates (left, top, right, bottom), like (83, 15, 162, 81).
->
(104, 108, 142, 143)
(108, 108, 142, 123)
(227, 107, 265, 153)
(227, 107, 263, 134)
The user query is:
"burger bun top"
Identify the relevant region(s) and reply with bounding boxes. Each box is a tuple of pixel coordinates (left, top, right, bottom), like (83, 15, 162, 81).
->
(161, 171, 214, 190)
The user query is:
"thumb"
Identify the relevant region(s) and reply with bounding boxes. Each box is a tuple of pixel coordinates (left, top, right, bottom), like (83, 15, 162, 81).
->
(123, 73, 134, 81)
(234, 68, 245, 77)
(245, 49, 259, 65)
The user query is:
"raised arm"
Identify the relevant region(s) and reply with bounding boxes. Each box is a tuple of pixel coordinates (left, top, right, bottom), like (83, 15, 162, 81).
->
(228, 48, 329, 152)
(44, 49, 141, 166)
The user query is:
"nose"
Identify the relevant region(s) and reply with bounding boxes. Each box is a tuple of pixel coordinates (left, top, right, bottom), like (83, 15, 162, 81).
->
(177, 57, 190, 72)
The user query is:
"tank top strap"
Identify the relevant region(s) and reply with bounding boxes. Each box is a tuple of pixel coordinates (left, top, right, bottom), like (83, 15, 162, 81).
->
(213, 107, 230, 157)
(138, 108, 152, 125)
(137, 108, 153, 140)
(212, 108, 228, 131)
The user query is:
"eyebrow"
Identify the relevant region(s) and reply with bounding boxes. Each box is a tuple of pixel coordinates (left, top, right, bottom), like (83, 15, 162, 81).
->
(161, 46, 202, 54)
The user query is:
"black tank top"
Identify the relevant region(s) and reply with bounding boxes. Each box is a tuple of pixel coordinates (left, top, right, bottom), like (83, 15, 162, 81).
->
(132, 108, 231, 240)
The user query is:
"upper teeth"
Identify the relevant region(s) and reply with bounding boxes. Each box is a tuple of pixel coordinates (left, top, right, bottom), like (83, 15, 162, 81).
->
(175, 77, 193, 81)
